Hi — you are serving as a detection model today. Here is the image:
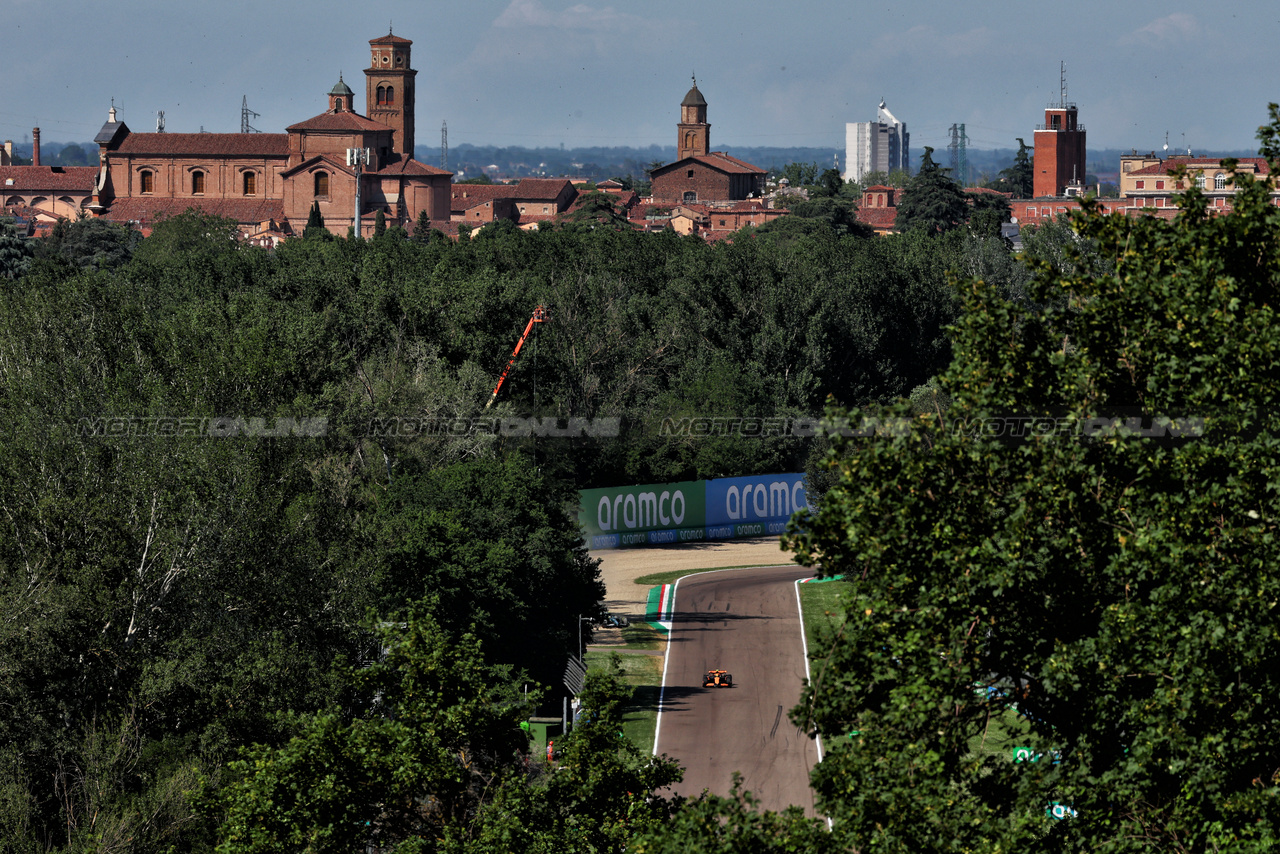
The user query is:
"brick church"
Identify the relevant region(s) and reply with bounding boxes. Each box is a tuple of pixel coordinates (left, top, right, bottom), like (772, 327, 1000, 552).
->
(649, 80, 766, 205)
(3, 32, 451, 241)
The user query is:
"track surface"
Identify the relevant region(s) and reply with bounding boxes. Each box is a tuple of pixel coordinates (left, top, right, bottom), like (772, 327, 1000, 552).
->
(654, 565, 820, 815)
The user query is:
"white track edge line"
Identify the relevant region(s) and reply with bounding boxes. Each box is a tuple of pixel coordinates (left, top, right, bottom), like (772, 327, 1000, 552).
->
(651, 563, 796, 757)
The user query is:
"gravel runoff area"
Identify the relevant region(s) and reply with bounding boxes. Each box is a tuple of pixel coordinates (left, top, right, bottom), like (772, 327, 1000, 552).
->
(593, 537, 803, 629)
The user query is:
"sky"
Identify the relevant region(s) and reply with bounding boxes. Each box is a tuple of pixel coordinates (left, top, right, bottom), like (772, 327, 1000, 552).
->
(4, 0, 1279, 163)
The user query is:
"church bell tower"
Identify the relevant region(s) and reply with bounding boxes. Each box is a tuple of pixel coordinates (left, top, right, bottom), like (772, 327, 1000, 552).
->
(678, 77, 710, 160)
(365, 32, 417, 158)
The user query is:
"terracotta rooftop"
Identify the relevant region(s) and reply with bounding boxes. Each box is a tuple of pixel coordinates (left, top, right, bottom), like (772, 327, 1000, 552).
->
(0, 165, 97, 192)
(370, 33, 412, 45)
(286, 111, 390, 133)
(510, 178, 575, 200)
(856, 207, 898, 230)
(702, 152, 765, 174)
(373, 156, 451, 177)
(654, 151, 766, 176)
(114, 133, 289, 157)
(450, 184, 515, 213)
(1128, 157, 1270, 177)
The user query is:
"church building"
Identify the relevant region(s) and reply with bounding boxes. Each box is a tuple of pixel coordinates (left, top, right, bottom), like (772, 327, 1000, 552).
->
(5, 32, 451, 240)
(649, 80, 766, 205)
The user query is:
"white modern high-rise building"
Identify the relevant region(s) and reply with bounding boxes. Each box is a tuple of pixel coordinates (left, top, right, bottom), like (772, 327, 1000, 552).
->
(843, 100, 910, 183)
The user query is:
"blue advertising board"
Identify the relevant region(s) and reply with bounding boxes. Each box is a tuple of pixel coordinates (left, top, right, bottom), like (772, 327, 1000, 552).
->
(579, 472, 809, 549)
(705, 473, 810, 539)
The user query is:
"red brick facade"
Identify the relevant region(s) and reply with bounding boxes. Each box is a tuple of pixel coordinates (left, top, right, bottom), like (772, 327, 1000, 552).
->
(649, 82, 766, 206)
(1033, 106, 1086, 198)
(5, 32, 451, 239)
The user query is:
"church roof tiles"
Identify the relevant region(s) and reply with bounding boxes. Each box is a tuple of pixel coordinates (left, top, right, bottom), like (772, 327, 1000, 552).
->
(113, 133, 289, 157)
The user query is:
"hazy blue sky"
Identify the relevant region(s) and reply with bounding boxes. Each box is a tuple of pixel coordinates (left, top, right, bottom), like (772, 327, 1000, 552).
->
(4, 0, 1278, 162)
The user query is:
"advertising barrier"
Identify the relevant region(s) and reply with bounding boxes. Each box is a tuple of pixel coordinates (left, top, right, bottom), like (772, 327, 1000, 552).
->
(579, 473, 808, 549)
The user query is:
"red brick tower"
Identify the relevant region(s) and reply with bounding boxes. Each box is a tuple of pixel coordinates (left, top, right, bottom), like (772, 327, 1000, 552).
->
(365, 32, 416, 158)
(1033, 65, 1086, 198)
(678, 78, 710, 160)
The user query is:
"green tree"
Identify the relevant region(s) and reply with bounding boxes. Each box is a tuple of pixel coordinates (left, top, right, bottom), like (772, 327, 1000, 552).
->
(750, 196, 872, 240)
(629, 775, 838, 854)
(303, 200, 326, 238)
(779, 161, 820, 188)
(786, 106, 1280, 852)
(452, 655, 683, 853)
(994, 137, 1035, 198)
(215, 611, 532, 854)
(413, 209, 438, 243)
(566, 190, 634, 229)
(368, 453, 605, 687)
(373, 208, 387, 238)
(38, 216, 139, 269)
(806, 167, 844, 198)
(965, 189, 1013, 241)
(893, 147, 969, 235)
(0, 216, 32, 279)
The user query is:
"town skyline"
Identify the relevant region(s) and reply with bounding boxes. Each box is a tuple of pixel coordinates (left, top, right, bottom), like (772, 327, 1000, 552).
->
(4, 0, 1279, 161)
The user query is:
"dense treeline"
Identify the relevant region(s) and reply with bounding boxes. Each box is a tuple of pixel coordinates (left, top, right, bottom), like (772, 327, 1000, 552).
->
(0, 208, 1021, 851)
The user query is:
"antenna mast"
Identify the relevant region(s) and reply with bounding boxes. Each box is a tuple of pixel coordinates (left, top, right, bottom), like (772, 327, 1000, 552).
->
(156, 110, 165, 133)
(241, 96, 261, 133)
(441, 120, 448, 171)
(1060, 61, 1068, 107)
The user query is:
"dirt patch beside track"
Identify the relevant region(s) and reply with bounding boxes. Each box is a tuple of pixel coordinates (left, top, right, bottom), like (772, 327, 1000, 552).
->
(592, 537, 801, 625)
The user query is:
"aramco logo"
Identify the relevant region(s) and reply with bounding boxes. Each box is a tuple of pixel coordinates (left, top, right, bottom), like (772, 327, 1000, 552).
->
(596, 490, 687, 531)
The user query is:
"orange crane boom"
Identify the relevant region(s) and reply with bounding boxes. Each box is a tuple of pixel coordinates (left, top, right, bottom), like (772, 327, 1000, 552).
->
(484, 305, 546, 409)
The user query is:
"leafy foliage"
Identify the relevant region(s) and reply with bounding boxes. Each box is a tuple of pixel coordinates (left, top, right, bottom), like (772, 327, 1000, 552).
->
(894, 146, 969, 235)
(215, 611, 533, 854)
(630, 774, 838, 854)
(994, 137, 1035, 198)
(786, 105, 1280, 852)
(0, 216, 32, 280)
(36, 216, 139, 270)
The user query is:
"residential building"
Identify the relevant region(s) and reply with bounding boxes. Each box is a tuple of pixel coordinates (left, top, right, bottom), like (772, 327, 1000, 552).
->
(450, 178, 580, 230)
(843, 100, 909, 184)
(855, 185, 899, 235)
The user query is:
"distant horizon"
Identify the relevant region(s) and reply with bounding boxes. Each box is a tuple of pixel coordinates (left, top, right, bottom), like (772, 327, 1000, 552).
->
(4, 1, 1278, 160)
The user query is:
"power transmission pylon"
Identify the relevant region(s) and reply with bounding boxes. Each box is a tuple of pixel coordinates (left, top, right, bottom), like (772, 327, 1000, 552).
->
(948, 123, 971, 186)
(241, 96, 260, 133)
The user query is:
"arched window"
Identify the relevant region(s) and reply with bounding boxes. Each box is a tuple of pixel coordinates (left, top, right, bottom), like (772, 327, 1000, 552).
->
(377, 86, 387, 105)
(243, 172, 256, 196)
(1215, 173, 1226, 190)
(192, 171, 205, 195)
(140, 170, 154, 194)
(314, 172, 329, 199)
(385, 86, 394, 105)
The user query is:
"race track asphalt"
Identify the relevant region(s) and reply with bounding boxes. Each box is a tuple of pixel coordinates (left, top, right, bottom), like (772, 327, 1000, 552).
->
(653, 565, 821, 816)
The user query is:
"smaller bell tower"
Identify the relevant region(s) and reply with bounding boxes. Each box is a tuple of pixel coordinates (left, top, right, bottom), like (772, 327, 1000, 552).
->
(678, 77, 710, 160)
(365, 31, 417, 158)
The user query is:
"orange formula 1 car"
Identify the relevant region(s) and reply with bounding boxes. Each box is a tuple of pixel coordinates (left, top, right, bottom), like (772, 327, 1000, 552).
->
(703, 669, 733, 688)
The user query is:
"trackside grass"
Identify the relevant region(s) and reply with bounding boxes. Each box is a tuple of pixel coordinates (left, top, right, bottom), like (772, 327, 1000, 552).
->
(796, 578, 852, 656)
(585, 649, 665, 751)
